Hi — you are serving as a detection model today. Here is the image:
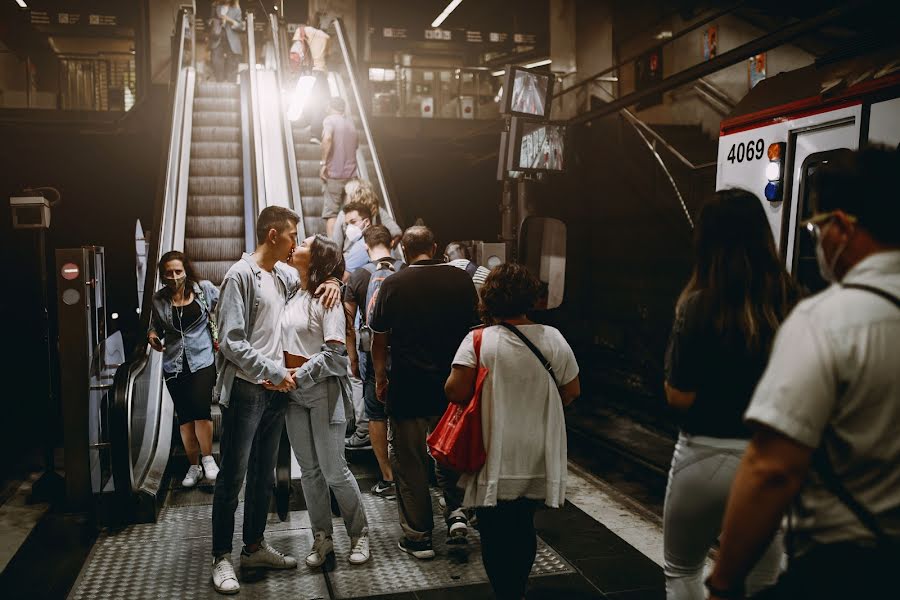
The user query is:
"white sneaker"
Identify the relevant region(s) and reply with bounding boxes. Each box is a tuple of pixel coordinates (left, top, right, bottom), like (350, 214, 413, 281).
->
(349, 533, 370, 565)
(202, 455, 219, 482)
(211, 555, 240, 595)
(305, 532, 334, 568)
(182, 464, 203, 488)
(240, 541, 298, 570)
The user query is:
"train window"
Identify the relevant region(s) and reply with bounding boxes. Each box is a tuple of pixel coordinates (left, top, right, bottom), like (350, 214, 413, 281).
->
(793, 149, 851, 295)
(520, 217, 566, 309)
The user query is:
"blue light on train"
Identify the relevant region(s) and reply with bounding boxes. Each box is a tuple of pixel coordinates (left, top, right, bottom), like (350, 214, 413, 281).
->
(764, 181, 781, 202)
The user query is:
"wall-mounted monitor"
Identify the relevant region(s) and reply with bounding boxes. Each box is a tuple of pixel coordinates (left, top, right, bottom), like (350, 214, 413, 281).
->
(500, 66, 554, 119)
(506, 117, 566, 173)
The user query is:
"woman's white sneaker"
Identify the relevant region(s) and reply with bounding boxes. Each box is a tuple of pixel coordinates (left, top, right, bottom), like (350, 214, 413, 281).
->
(202, 455, 219, 482)
(211, 555, 240, 595)
(182, 464, 203, 488)
(349, 533, 370, 564)
(240, 541, 298, 569)
(305, 532, 335, 567)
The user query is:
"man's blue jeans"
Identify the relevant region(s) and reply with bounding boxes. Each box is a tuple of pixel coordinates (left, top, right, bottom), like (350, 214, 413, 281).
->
(211, 378, 288, 557)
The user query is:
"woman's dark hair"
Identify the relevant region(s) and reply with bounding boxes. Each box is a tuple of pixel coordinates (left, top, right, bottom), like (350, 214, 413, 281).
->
(304, 235, 345, 294)
(479, 263, 542, 324)
(157, 250, 199, 290)
(678, 188, 796, 351)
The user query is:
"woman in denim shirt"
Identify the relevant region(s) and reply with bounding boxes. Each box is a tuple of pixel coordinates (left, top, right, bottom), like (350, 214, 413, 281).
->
(149, 251, 221, 488)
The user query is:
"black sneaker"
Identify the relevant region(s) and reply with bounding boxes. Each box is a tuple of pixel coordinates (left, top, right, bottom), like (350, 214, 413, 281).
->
(398, 537, 435, 560)
(370, 480, 395, 499)
(446, 513, 469, 544)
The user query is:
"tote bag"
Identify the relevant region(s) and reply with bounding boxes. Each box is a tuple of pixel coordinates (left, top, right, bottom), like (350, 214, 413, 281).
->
(427, 328, 488, 473)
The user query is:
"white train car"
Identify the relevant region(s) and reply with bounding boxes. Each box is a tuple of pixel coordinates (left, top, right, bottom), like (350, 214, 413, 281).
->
(717, 54, 900, 292)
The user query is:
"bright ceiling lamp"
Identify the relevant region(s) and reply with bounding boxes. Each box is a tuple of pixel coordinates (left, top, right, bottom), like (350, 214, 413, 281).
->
(492, 69, 505, 77)
(432, 0, 463, 28)
(524, 58, 551, 69)
(15, 0, 28, 8)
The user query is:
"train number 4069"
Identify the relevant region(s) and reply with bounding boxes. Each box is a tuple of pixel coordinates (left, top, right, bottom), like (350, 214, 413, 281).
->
(727, 139, 765, 163)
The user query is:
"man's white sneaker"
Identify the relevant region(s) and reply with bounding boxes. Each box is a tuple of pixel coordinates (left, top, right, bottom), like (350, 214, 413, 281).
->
(182, 464, 203, 488)
(240, 541, 298, 570)
(211, 556, 240, 595)
(348, 533, 370, 565)
(202, 455, 219, 482)
(305, 532, 334, 568)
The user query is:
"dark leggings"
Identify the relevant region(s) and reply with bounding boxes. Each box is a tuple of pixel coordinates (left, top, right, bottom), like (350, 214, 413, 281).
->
(164, 362, 215, 425)
(476, 498, 539, 600)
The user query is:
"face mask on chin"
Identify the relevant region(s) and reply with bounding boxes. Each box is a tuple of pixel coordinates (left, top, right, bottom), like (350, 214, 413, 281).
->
(815, 222, 848, 283)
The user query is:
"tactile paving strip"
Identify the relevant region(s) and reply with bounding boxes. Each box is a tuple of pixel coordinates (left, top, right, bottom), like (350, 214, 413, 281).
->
(68, 490, 572, 599)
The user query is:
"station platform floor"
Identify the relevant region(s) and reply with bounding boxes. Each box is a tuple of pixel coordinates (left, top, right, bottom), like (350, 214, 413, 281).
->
(0, 454, 665, 599)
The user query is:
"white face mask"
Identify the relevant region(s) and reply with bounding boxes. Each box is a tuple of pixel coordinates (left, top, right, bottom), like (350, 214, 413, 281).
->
(814, 222, 847, 283)
(345, 223, 363, 243)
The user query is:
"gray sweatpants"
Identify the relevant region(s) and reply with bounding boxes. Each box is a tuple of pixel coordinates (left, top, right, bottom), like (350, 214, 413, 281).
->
(663, 432, 783, 599)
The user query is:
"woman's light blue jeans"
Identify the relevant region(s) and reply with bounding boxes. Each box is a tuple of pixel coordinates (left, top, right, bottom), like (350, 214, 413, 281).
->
(285, 382, 368, 539)
(664, 432, 783, 599)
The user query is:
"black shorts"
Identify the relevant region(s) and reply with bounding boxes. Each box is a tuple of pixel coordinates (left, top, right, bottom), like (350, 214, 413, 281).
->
(164, 361, 215, 425)
(361, 352, 387, 421)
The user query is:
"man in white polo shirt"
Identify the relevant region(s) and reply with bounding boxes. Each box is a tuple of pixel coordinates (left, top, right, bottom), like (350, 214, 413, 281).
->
(707, 147, 900, 600)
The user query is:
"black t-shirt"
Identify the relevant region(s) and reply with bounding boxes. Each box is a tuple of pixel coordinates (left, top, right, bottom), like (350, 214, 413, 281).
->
(369, 259, 479, 418)
(343, 256, 405, 325)
(664, 291, 771, 439)
(172, 297, 202, 331)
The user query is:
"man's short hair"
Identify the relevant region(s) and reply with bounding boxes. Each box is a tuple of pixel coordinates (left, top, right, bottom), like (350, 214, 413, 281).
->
(329, 97, 346, 114)
(401, 225, 435, 259)
(444, 241, 469, 261)
(363, 224, 392, 250)
(812, 146, 900, 245)
(256, 205, 299, 244)
(343, 201, 372, 221)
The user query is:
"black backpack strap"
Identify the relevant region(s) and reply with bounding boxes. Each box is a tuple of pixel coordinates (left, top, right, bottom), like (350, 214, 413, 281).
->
(841, 283, 900, 309)
(465, 260, 479, 278)
(499, 322, 556, 384)
(812, 431, 891, 546)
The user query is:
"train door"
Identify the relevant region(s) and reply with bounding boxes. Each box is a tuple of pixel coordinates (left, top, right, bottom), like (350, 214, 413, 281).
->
(782, 116, 859, 282)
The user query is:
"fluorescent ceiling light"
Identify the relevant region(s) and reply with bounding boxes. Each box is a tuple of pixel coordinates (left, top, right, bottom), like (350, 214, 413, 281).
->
(492, 69, 505, 77)
(15, 0, 28, 8)
(432, 0, 463, 28)
(654, 30, 673, 40)
(524, 58, 551, 69)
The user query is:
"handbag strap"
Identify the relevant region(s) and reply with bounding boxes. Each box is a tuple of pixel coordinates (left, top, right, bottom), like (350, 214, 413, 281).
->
(841, 283, 900, 309)
(473, 327, 483, 365)
(499, 322, 556, 384)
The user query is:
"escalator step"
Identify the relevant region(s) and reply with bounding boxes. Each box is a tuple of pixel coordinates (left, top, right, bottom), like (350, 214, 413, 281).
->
(194, 261, 239, 287)
(186, 215, 244, 238)
(298, 176, 323, 197)
(301, 194, 325, 218)
(191, 142, 241, 159)
(211, 405, 222, 442)
(193, 97, 240, 113)
(187, 195, 244, 216)
(294, 143, 320, 160)
(192, 111, 240, 127)
(196, 82, 240, 98)
(304, 215, 326, 237)
(192, 126, 240, 143)
(297, 159, 320, 176)
(185, 237, 244, 261)
(188, 176, 242, 195)
(190, 158, 242, 177)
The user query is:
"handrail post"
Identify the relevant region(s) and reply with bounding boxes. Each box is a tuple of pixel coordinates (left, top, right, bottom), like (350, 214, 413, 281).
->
(247, 11, 267, 209)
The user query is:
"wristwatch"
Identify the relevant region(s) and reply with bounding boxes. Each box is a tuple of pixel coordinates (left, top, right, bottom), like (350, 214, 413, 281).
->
(704, 576, 745, 599)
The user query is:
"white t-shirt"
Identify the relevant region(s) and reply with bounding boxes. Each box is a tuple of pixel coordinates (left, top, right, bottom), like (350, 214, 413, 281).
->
(452, 324, 579, 508)
(281, 289, 346, 358)
(237, 269, 284, 382)
(745, 250, 900, 551)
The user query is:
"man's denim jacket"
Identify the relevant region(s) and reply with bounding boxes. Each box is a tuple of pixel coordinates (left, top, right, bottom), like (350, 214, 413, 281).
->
(214, 253, 299, 407)
(149, 280, 220, 375)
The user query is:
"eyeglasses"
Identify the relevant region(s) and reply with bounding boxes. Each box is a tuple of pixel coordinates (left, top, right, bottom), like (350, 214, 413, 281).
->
(800, 211, 857, 242)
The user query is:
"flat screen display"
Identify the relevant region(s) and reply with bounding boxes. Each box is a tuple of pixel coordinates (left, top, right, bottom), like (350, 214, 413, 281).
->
(514, 121, 565, 171)
(501, 66, 553, 118)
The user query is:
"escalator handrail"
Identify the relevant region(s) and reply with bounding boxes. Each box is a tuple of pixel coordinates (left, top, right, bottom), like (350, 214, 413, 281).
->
(110, 8, 193, 500)
(246, 11, 267, 211)
(270, 13, 305, 238)
(331, 18, 398, 224)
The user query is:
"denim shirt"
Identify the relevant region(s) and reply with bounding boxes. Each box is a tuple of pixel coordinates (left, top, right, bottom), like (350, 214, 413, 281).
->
(214, 253, 299, 407)
(150, 280, 220, 375)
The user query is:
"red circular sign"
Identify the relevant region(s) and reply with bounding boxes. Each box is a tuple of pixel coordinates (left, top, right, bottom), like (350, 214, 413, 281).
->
(61, 262, 80, 280)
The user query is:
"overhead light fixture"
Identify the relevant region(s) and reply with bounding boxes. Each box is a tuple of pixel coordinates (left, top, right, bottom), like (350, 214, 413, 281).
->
(492, 69, 505, 77)
(15, 0, 28, 8)
(524, 58, 551, 69)
(432, 0, 463, 28)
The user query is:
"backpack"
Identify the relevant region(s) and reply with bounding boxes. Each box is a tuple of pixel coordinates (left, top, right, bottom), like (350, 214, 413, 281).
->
(357, 258, 403, 352)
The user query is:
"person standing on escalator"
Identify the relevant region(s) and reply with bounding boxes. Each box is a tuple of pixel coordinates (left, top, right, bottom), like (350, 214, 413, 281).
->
(320, 97, 359, 237)
(208, 0, 245, 83)
(148, 251, 221, 489)
(291, 23, 331, 143)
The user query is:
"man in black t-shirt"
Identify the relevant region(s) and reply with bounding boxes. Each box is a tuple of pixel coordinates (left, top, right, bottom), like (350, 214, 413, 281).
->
(370, 225, 479, 559)
(343, 225, 404, 497)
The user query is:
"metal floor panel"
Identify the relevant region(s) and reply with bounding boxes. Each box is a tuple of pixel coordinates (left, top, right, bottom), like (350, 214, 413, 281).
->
(69, 490, 572, 599)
